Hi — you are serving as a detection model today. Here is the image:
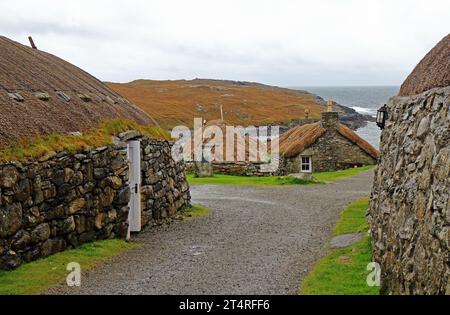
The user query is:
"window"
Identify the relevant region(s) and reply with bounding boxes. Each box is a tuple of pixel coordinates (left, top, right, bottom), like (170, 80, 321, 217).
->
(301, 156, 312, 173)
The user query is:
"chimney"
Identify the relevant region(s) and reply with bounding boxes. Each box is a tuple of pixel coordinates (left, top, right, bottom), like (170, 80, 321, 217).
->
(321, 100, 339, 129)
(28, 36, 37, 50)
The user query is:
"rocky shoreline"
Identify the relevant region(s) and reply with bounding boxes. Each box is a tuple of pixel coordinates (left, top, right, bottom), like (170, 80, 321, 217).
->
(290, 89, 375, 131)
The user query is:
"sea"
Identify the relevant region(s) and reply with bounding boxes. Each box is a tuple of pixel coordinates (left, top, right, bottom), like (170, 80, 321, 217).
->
(292, 86, 399, 149)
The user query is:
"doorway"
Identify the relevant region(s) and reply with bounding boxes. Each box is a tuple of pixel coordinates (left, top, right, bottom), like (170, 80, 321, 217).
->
(127, 140, 142, 237)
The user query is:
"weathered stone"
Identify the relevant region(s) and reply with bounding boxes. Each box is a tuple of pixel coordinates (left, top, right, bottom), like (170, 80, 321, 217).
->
(79, 231, 96, 244)
(94, 168, 108, 179)
(64, 168, 75, 183)
(114, 187, 130, 206)
(12, 231, 31, 251)
(31, 223, 51, 243)
(330, 233, 364, 249)
(0, 166, 19, 188)
(58, 216, 76, 235)
(69, 198, 86, 214)
(94, 213, 106, 230)
(109, 176, 123, 190)
(40, 239, 53, 257)
(13, 179, 30, 202)
(118, 130, 140, 142)
(0, 203, 23, 238)
(0, 251, 22, 270)
(416, 116, 430, 139)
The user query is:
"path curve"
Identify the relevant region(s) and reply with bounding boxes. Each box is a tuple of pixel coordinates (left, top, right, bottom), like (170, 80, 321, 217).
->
(48, 170, 374, 295)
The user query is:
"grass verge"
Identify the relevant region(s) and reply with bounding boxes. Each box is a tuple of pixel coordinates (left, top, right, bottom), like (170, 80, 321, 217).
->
(314, 165, 374, 182)
(0, 239, 140, 295)
(182, 204, 211, 221)
(300, 198, 380, 295)
(187, 174, 318, 186)
(187, 166, 374, 186)
(0, 119, 169, 163)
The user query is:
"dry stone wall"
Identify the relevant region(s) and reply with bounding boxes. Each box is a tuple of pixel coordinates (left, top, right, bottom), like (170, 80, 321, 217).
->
(0, 138, 191, 270)
(140, 138, 190, 227)
(368, 86, 449, 294)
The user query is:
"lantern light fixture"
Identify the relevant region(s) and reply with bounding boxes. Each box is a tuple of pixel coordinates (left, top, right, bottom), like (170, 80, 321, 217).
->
(376, 104, 388, 130)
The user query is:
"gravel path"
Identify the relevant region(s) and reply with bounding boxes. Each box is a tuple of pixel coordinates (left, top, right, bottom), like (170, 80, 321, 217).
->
(47, 170, 374, 295)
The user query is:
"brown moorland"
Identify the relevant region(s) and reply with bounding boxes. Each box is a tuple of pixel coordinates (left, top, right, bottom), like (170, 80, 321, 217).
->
(107, 79, 326, 129)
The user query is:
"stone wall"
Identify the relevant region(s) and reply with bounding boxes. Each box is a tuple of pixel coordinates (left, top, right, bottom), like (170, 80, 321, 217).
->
(140, 138, 190, 227)
(368, 86, 449, 294)
(0, 137, 191, 270)
(279, 129, 377, 174)
(185, 161, 272, 177)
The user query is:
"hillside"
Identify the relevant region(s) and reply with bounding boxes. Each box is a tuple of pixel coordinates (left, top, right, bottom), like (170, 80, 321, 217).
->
(107, 79, 369, 130)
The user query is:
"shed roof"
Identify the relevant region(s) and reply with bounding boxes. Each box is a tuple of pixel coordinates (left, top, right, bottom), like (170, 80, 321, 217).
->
(279, 122, 380, 159)
(0, 36, 157, 146)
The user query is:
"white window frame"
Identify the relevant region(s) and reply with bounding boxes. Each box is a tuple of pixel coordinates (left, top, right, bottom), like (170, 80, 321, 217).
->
(300, 156, 312, 173)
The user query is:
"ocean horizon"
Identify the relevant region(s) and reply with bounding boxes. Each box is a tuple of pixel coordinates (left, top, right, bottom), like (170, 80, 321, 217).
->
(290, 86, 399, 149)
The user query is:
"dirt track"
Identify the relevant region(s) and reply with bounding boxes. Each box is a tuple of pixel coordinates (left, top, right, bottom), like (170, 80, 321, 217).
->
(47, 170, 374, 295)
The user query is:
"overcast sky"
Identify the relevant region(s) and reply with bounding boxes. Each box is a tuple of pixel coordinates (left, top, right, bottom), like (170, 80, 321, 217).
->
(1, 0, 449, 86)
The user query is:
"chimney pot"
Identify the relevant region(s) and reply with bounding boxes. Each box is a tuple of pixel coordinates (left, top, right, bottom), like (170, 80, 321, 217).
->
(326, 100, 334, 112)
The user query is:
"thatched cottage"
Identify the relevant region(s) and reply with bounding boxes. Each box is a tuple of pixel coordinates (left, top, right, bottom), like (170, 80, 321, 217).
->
(278, 103, 379, 173)
(0, 36, 190, 270)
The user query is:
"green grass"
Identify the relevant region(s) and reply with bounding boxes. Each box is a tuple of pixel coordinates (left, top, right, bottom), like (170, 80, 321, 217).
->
(187, 166, 374, 186)
(182, 204, 211, 221)
(333, 198, 370, 236)
(187, 174, 318, 186)
(301, 198, 380, 295)
(0, 239, 140, 295)
(314, 165, 374, 182)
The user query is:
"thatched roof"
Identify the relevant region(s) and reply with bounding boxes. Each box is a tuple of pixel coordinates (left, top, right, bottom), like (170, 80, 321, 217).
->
(399, 33, 450, 96)
(186, 119, 268, 162)
(279, 122, 379, 159)
(279, 123, 326, 158)
(0, 36, 157, 146)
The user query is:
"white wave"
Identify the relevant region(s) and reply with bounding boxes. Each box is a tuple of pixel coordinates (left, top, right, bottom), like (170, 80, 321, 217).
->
(352, 106, 377, 117)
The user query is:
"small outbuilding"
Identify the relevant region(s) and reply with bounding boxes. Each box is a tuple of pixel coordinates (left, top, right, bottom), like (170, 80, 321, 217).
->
(278, 104, 379, 174)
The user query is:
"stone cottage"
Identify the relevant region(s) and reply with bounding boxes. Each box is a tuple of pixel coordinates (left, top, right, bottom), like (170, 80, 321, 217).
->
(183, 119, 272, 176)
(278, 103, 379, 174)
(0, 36, 190, 270)
(369, 33, 449, 295)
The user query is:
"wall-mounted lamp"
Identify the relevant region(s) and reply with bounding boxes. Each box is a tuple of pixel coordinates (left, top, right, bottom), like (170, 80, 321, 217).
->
(376, 104, 388, 130)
